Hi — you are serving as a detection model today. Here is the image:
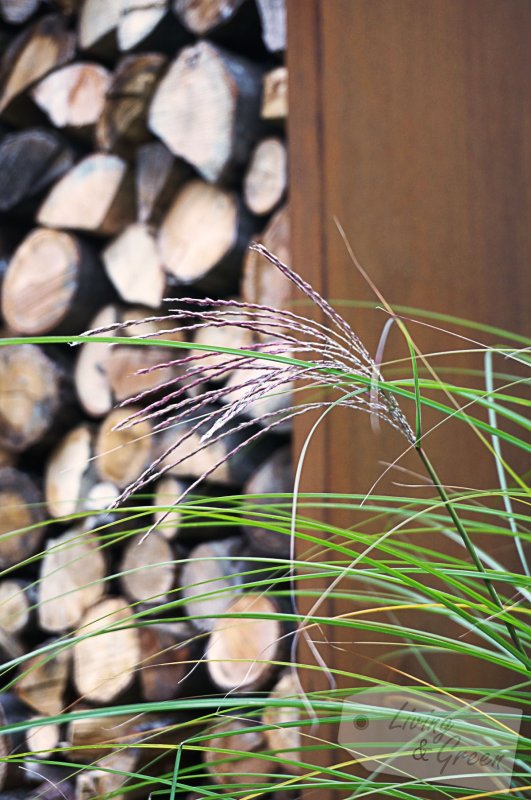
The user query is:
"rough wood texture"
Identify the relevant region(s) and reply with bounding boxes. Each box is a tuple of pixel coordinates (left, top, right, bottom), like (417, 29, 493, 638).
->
(241, 204, 291, 311)
(31, 62, 111, 133)
(256, 0, 286, 52)
(158, 179, 256, 293)
(149, 41, 264, 182)
(180, 537, 242, 631)
(2, 228, 109, 335)
(15, 644, 70, 715)
(38, 528, 106, 632)
(0, 14, 75, 115)
(0, 468, 45, 568)
(0, 129, 74, 214)
(261, 65, 287, 120)
(0, 579, 33, 635)
(78, 0, 121, 55)
(138, 621, 195, 701)
(103, 223, 166, 308)
(204, 718, 275, 788)
(94, 407, 153, 489)
(262, 671, 301, 772)
(119, 531, 176, 605)
(74, 304, 118, 418)
(244, 137, 287, 215)
(37, 153, 135, 236)
(96, 53, 167, 158)
(45, 424, 96, 517)
(73, 597, 140, 704)
(135, 141, 190, 225)
(242, 446, 291, 556)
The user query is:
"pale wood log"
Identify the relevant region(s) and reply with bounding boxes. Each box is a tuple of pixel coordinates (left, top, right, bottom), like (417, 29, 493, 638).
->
(96, 53, 167, 158)
(105, 343, 182, 404)
(173, 0, 246, 35)
(261, 66, 287, 121)
(95, 407, 153, 489)
(0, 129, 74, 214)
(37, 153, 135, 236)
(25, 718, 60, 760)
(138, 621, 195, 701)
(262, 671, 301, 773)
(119, 0, 188, 52)
(207, 593, 284, 691)
(241, 204, 291, 311)
(119, 532, 176, 605)
(180, 537, 242, 632)
(0, 345, 74, 453)
(45, 424, 98, 517)
(73, 597, 140, 704)
(15, 643, 71, 715)
(74, 305, 118, 418)
(221, 361, 293, 430)
(0, 1, 40, 25)
(0, 15, 75, 116)
(204, 717, 275, 788)
(75, 749, 138, 800)
(78, 0, 121, 56)
(191, 310, 254, 383)
(0, 579, 33, 635)
(256, 0, 285, 52)
(242, 446, 291, 557)
(152, 476, 186, 539)
(102, 223, 166, 308)
(244, 137, 287, 215)
(2, 228, 110, 335)
(135, 141, 190, 225)
(148, 41, 264, 182)
(84, 480, 120, 512)
(0, 468, 45, 569)
(31, 62, 111, 134)
(38, 527, 106, 633)
(158, 179, 256, 293)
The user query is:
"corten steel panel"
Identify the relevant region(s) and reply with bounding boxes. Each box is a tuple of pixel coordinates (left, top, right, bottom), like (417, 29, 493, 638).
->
(287, 0, 530, 793)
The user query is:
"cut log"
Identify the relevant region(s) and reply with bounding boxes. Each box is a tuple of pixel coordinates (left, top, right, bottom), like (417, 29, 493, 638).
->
(25, 718, 60, 759)
(102, 223, 166, 308)
(204, 717, 275, 788)
(158, 180, 256, 293)
(153, 476, 185, 539)
(74, 305, 119, 418)
(15, 643, 71, 715)
(262, 671, 301, 773)
(256, 0, 286, 52)
(243, 137, 287, 216)
(261, 66, 287, 121)
(0, 129, 74, 214)
(207, 593, 284, 691)
(73, 597, 140, 704)
(0, 345, 74, 452)
(37, 153, 135, 236)
(78, 0, 121, 56)
(242, 446, 292, 557)
(0, 1, 41, 25)
(84, 480, 120, 512)
(0, 579, 33, 635)
(135, 141, 190, 225)
(191, 306, 254, 384)
(0, 14, 75, 115)
(75, 749, 138, 800)
(148, 41, 264, 182)
(1, 228, 110, 335)
(96, 53, 167, 158)
(180, 537, 243, 632)
(38, 527, 106, 633)
(0, 468, 45, 569)
(138, 621, 195, 701)
(119, 0, 188, 52)
(241, 204, 291, 311)
(119, 531, 176, 605)
(94, 407, 153, 489)
(105, 344, 182, 404)
(45, 424, 97, 517)
(31, 62, 111, 134)
(173, 0, 246, 35)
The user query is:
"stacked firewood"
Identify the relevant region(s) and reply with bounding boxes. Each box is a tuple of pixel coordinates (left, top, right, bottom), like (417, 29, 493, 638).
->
(0, 1, 299, 797)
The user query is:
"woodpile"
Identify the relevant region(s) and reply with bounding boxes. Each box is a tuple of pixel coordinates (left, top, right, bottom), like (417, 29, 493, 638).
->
(0, 0, 297, 796)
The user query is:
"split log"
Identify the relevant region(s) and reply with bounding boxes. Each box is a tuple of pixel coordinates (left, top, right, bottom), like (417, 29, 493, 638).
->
(180, 537, 243, 632)
(38, 527, 106, 633)
(173, 0, 246, 35)
(0, 468, 45, 569)
(243, 137, 287, 216)
(135, 141, 190, 225)
(1, 228, 110, 335)
(0, 579, 34, 635)
(0, 15, 75, 117)
(241, 204, 291, 311)
(44, 424, 98, 517)
(102, 223, 166, 308)
(152, 476, 186, 539)
(204, 717, 275, 788)
(105, 343, 182, 404)
(118, 0, 189, 53)
(256, 0, 286, 52)
(73, 596, 140, 704)
(78, 0, 121, 56)
(262, 671, 301, 773)
(96, 53, 167, 158)
(0, 129, 74, 214)
(84, 480, 120, 512)
(173, 0, 263, 57)
(15, 643, 71, 715)
(31, 62, 111, 135)
(148, 41, 264, 183)
(94, 407, 153, 489)
(138, 621, 195, 701)
(0, 344, 74, 453)
(74, 305, 118, 418)
(75, 749, 138, 800)
(261, 66, 287, 121)
(207, 593, 284, 691)
(221, 360, 293, 430)
(158, 179, 256, 293)
(37, 153, 135, 236)
(191, 306, 254, 383)
(119, 531, 176, 605)
(242, 446, 292, 557)
(0, 1, 41, 25)
(24, 718, 60, 760)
